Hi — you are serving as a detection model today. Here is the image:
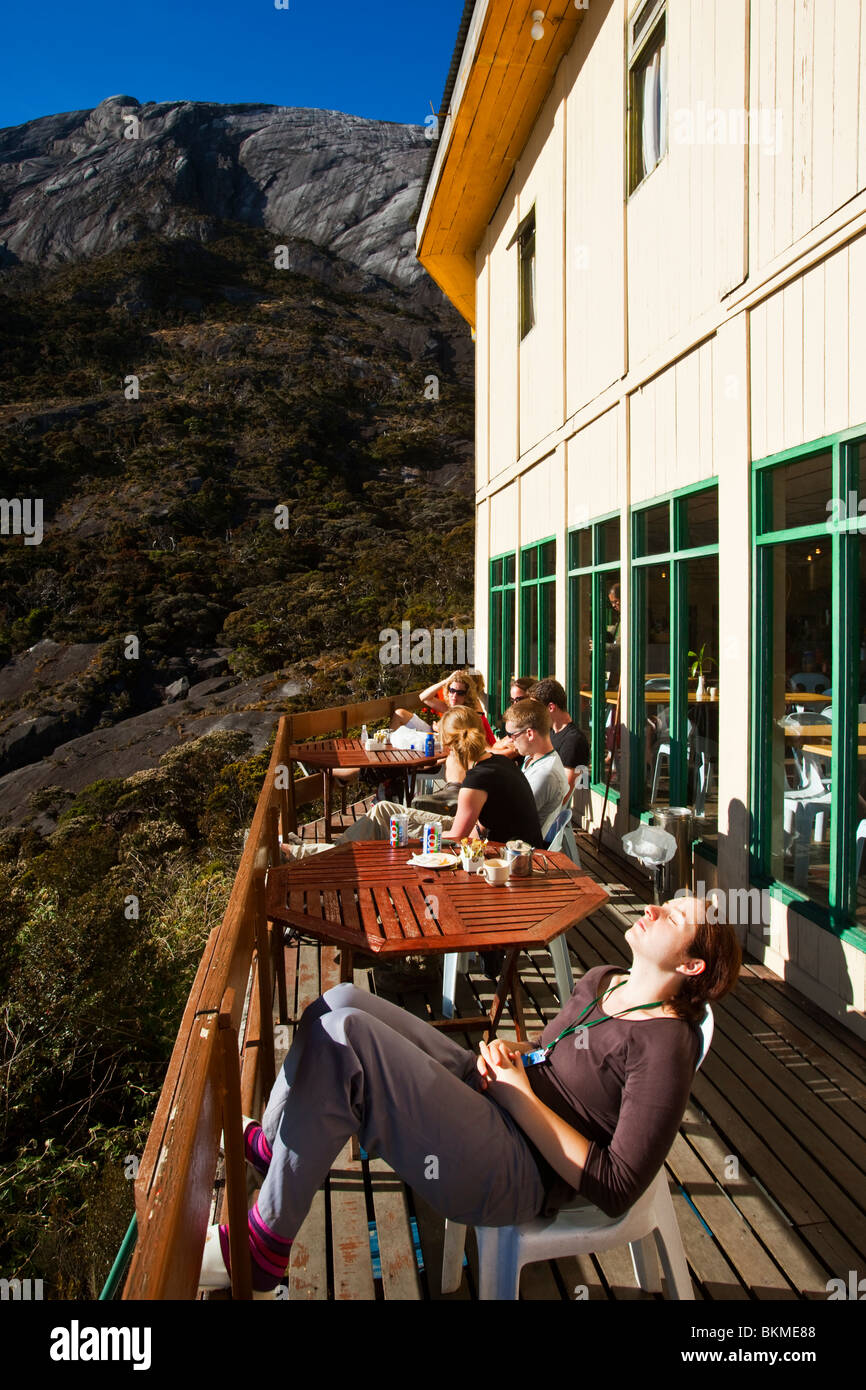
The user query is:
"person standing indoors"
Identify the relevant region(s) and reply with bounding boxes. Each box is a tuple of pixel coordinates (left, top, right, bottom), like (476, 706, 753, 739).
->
(531, 679, 590, 804)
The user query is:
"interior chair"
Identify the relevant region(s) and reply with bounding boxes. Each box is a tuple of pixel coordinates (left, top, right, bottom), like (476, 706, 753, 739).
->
(783, 753, 832, 889)
(650, 718, 696, 805)
(441, 1007, 715, 1300)
(789, 672, 830, 694)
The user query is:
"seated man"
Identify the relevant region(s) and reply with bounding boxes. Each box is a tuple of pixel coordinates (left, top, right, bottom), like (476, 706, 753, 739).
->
(530, 678, 590, 803)
(500, 699, 569, 839)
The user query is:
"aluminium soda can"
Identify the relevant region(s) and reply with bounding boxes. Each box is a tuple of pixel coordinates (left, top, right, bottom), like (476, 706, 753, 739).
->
(389, 815, 409, 848)
(422, 822, 441, 854)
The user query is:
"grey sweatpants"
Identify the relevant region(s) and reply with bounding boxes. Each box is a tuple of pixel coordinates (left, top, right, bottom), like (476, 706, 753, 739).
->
(257, 984, 546, 1239)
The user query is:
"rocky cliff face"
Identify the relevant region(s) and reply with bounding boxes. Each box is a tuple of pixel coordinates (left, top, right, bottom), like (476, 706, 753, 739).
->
(0, 95, 435, 299)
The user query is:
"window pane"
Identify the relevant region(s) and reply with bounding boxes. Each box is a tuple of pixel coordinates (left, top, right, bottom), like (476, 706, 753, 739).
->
(854, 538, 866, 927)
(767, 540, 833, 903)
(524, 586, 539, 678)
(504, 553, 516, 584)
(540, 580, 556, 678)
(522, 547, 538, 582)
(540, 539, 556, 576)
(634, 503, 670, 558)
(630, 16, 667, 191)
(571, 573, 593, 776)
(686, 555, 719, 840)
(489, 589, 503, 723)
(599, 518, 620, 563)
(644, 564, 671, 806)
(602, 570, 621, 791)
(762, 451, 833, 533)
(491, 557, 503, 588)
(519, 214, 536, 339)
(681, 489, 719, 549)
(570, 528, 592, 570)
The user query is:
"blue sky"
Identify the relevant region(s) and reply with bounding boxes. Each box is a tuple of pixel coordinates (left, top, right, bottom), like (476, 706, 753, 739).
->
(2, 0, 468, 131)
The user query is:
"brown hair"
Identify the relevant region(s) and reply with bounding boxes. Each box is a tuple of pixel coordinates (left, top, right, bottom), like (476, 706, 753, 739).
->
(510, 675, 536, 695)
(503, 697, 551, 737)
(669, 900, 742, 1024)
(531, 678, 568, 710)
(439, 707, 487, 771)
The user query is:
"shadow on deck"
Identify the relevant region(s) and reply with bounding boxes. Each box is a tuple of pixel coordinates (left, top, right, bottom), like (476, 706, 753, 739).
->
(215, 800, 866, 1302)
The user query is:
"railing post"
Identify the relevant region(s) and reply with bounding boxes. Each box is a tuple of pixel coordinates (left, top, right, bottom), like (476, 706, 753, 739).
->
(267, 806, 288, 1026)
(285, 716, 298, 836)
(254, 878, 276, 1095)
(219, 988, 253, 1301)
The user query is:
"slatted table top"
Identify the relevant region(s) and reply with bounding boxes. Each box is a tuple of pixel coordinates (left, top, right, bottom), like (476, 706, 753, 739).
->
(265, 841, 609, 958)
(287, 737, 444, 770)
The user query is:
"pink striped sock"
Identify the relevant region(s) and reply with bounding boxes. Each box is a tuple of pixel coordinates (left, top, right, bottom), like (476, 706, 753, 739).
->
(243, 1121, 273, 1176)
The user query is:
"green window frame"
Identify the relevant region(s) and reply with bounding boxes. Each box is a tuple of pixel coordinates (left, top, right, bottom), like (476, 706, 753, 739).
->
(751, 425, 866, 949)
(630, 482, 719, 832)
(489, 552, 516, 728)
(567, 514, 621, 793)
(519, 538, 556, 684)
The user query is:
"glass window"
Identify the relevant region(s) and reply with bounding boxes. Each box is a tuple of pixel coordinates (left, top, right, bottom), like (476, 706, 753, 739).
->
(599, 518, 620, 563)
(754, 435, 866, 928)
(766, 540, 833, 905)
(682, 490, 719, 549)
(629, 3, 667, 193)
(634, 502, 670, 558)
(489, 554, 516, 727)
(631, 485, 719, 840)
(520, 540, 556, 684)
(761, 450, 833, 532)
(519, 210, 536, 340)
(567, 521, 620, 791)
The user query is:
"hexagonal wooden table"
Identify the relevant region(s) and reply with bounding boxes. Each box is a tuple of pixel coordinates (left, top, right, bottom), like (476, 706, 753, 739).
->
(265, 841, 609, 1039)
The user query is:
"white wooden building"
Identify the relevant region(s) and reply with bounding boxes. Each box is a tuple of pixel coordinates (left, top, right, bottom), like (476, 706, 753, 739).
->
(416, 0, 866, 1035)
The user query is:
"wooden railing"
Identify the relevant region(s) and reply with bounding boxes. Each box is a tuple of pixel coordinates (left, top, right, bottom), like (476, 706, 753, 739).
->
(122, 691, 423, 1299)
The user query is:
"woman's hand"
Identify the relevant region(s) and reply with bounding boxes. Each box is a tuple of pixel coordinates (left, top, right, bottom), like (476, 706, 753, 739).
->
(476, 1038, 536, 1101)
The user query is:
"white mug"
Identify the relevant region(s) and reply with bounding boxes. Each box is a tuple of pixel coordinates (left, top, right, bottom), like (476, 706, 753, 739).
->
(482, 858, 511, 885)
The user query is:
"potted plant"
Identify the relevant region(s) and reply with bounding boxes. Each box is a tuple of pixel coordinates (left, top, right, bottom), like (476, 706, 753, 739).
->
(688, 643, 716, 701)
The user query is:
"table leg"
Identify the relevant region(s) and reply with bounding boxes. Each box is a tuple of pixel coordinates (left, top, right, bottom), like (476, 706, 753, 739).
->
(485, 948, 522, 1042)
(339, 946, 354, 984)
(324, 769, 334, 842)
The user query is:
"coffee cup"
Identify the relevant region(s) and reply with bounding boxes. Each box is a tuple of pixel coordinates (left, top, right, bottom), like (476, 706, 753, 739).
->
(482, 857, 511, 885)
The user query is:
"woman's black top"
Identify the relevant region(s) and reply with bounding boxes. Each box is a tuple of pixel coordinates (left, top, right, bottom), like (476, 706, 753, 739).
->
(460, 754, 545, 847)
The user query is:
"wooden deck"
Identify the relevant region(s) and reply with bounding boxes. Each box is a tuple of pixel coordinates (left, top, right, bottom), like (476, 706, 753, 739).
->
(231, 796, 866, 1301)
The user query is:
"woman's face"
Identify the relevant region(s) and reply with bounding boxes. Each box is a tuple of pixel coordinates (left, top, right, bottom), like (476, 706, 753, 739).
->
(625, 898, 702, 975)
(509, 683, 524, 703)
(446, 679, 470, 708)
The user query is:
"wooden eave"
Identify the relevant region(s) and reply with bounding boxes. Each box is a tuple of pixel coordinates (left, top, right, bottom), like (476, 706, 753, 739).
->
(417, 0, 588, 327)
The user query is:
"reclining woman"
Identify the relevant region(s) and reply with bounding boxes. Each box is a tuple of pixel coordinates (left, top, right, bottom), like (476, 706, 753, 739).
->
(390, 669, 496, 746)
(200, 893, 741, 1293)
(341, 705, 544, 847)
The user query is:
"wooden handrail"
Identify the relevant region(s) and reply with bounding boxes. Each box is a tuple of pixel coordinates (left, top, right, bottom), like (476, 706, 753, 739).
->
(123, 690, 424, 1299)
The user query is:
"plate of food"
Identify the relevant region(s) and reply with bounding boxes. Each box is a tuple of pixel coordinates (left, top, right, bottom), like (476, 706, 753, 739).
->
(408, 851, 458, 869)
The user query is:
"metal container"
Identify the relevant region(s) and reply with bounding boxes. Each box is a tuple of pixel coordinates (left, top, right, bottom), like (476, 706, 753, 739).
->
(651, 807, 694, 897)
(505, 840, 534, 877)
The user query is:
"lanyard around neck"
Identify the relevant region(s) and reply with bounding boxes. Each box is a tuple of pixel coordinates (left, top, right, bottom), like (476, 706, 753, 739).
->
(525, 979, 666, 1065)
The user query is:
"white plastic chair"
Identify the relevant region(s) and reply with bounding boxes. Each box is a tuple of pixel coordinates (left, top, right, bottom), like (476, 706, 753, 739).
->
(789, 672, 830, 694)
(441, 1007, 715, 1300)
(783, 753, 832, 889)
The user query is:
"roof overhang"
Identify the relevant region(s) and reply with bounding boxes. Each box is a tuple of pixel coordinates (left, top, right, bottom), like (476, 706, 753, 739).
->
(416, 1, 589, 326)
